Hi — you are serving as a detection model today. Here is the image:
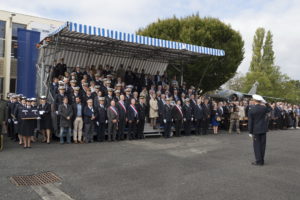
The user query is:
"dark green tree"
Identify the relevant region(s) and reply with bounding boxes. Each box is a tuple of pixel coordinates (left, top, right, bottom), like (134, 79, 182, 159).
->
(249, 28, 265, 72)
(137, 14, 244, 93)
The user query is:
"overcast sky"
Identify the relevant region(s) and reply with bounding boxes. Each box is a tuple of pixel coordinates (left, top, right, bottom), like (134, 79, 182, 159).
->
(1, 0, 299, 80)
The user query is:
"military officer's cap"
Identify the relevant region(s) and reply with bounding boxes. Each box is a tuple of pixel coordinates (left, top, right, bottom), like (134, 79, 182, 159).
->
(184, 98, 190, 102)
(98, 97, 105, 101)
(58, 86, 65, 90)
(74, 86, 80, 90)
(82, 83, 88, 86)
(31, 98, 37, 102)
(94, 85, 100, 89)
(115, 90, 120, 93)
(95, 73, 100, 77)
(26, 98, 32, 102)
(125, 88, 131, 92)
(70, 79, 77, 83)
(166, 98, 171, 101)
(107, 88, 114, 92)
(139, 96, 145, 99)
(107, 74, 113, 78)
(40, 96, 47, 100)
(126, 85, 134, 89)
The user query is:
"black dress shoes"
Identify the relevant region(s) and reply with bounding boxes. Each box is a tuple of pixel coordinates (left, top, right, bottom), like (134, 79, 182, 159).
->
(251, 162, 264, 166)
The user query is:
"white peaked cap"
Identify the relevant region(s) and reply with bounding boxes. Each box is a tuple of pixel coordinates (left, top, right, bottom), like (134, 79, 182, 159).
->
(252, 94, 266, 103)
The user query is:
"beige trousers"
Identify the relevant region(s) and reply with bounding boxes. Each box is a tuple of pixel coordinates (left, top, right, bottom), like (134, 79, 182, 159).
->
(73, 117, 83, 141)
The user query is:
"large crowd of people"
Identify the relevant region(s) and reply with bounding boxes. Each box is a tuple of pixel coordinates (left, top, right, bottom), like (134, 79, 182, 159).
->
(2, 58, 300, 148)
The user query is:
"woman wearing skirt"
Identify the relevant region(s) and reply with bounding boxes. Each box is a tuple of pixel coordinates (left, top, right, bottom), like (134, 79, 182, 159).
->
(20, 99, 36, 148)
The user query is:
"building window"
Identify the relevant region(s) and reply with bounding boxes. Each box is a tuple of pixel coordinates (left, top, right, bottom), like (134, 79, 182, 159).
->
(0, 39, 4, 57)
(10, 78, 16, 93)
(0, 20, 5, 39)
(0, 20, 5, 57)
(11, 23, 26, 58)
(0, 77, 4, 95)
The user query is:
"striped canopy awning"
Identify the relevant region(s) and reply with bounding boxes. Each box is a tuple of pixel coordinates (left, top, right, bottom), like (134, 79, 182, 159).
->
(39, 21, 225, 75)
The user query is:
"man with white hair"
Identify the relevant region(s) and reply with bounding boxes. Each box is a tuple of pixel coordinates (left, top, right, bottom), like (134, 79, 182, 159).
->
(248, 94, 272, 166)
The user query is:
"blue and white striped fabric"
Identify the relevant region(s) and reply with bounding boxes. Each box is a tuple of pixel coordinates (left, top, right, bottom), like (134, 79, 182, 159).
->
(48, 21, 225, 56)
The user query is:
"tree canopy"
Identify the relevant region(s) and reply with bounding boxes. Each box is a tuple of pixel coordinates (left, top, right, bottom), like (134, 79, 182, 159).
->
(137, 14, 244, 93)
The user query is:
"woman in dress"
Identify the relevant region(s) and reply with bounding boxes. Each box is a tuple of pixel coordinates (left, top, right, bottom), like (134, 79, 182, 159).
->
(211, 103, 220, 134)
(38, 96, 52, 144)
(149, 93, 159, 129)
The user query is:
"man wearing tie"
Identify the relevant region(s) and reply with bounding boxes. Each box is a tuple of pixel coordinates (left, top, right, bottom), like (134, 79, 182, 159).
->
(116, 94, 127, 140)
(107, 100, 119, 141)
(172, 100, 183, 137)
(194, 98, 204, 135)
(136, 96, 147, 139)
(83, 99, 97, 143)
(127, 98, 139, 140)
(183, 98, 193, 136)
(58, 97, 73, 144)
(163, 98, 172, 138)
(96, 97, 107, 142)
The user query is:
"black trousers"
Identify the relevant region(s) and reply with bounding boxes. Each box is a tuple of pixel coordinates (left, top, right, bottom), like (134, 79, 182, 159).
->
(184, 120, 191, 136)
(137, 119, 145, 139)
(118, 118, 126, 140)
(195, 119, 202, 135)
(202, 118, 209, 135)
(253, 133, 267, 164)
(164, 121, 172, 138)
(174, 120, 182, 137)
(127, 121, 137, 140)
(97, 122, 106, 142)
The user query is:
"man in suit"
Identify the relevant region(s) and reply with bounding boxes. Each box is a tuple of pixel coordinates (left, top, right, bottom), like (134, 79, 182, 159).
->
(83, 99, 97, 143)
(248, 95, 272, 166)
(201, 97, 211, 135)
(183, 98, 193, 136)
(116, 94, 127, 140)
(172, 100, 183, 137)
(127, 98, 139, 140)
(163, 98, 172, 138)
(58, 97, 73, 144)
(71, 96, 84, 144)
(194, 98, 204, 135)
(96, 97, 107, 142)
(136, 96, 147, 139)
(107, 100, 119, 141)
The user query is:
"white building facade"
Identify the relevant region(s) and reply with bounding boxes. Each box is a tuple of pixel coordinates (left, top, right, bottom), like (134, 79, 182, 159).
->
(0, 10, 64, 98)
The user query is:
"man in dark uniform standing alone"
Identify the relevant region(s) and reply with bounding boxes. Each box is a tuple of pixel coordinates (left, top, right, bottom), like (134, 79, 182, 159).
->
(248, 95, 272, 166)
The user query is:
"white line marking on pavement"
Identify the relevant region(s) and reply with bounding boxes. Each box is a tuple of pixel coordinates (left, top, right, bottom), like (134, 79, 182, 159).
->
(31, 183, 74, 200)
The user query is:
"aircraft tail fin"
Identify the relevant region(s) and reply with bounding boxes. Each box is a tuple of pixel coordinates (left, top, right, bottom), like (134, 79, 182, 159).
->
(248, 81, 259, 95)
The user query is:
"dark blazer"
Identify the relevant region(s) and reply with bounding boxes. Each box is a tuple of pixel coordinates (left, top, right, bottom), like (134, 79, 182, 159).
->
(194, 104, 204, 120)
(248, 104, 272, 134)
(58, 104, 73, 127)
(83, 106, 97, 124)
(107, 106, 119, 122)
(163, 104, 172, 122)
(116, 101, 127, 120)
(37, 103, 52, 121)
(172, 105, 183, 121)
(127, 104, 138, 121)
(136, 103, 147, 121)
(202, 103, 211, 119)
(183, 104, 193, 120)
(96, 104, 107, 123)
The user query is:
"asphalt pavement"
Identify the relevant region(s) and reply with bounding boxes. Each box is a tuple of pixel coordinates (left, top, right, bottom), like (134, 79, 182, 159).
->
(0, 129, 300, 200)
